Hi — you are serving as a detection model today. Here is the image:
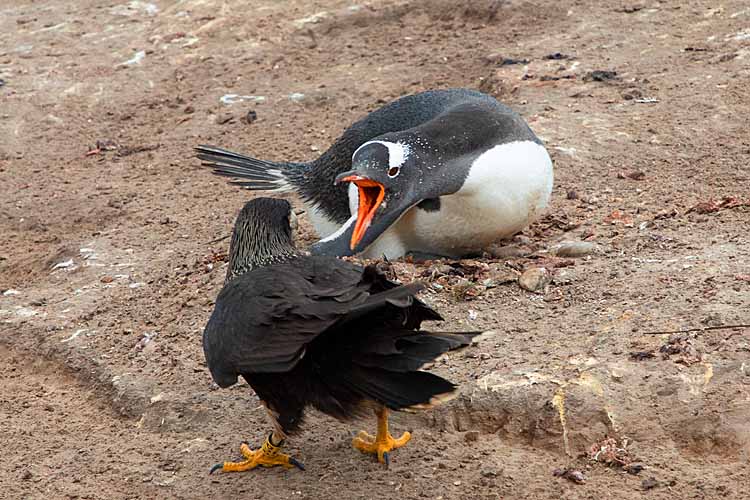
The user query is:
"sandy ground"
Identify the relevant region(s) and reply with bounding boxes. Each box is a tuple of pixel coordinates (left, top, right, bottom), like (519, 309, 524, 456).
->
(1, 0, 750, 498)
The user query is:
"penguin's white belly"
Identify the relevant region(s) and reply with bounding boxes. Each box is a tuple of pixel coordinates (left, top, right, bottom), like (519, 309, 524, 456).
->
(306, 203, 341, 239)
(362, 140, 553, 259)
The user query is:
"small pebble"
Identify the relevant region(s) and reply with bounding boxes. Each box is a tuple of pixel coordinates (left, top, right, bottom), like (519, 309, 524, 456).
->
(553, 468, 585, 484)
(518, 267, 550, 292)
(566, 470, 585, 484)
(627, 171, 646, 180)
(624, 463, 645, 475)
(551, 241, 598, 258)
(642, 477, 660, 490)
(215, 113, 234, 125)
(585, 70, 617, 82)
(488, 245, 527, 259)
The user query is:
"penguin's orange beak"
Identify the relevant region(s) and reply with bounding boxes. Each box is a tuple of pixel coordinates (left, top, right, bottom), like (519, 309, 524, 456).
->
(337, 175, 385, 250)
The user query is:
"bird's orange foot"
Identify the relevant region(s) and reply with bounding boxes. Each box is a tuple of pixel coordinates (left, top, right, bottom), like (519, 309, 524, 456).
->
(209, 435, 304, 474)
(352, 429, 411, 466)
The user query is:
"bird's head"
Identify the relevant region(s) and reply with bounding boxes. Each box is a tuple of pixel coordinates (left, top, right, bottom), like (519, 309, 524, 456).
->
(226, 197, 300, 281)
(333, 137, 440, 253)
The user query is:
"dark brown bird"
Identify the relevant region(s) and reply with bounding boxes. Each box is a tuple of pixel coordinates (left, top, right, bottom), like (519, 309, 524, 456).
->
(203, 197, 480, 472)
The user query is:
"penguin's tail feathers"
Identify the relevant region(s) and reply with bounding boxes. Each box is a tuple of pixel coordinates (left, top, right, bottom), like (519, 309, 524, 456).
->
(195, 145, 305, 192)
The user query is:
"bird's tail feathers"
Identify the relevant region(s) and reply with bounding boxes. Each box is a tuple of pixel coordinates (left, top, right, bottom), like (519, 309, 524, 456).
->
(331, 329, 482, 412)
(195, 145, 304, 192)
(343, 367, 458, 412)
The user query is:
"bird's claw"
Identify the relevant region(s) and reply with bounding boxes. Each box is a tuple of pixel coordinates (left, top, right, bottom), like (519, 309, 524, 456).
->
(352, 430, 411, 466)
(208, 439, 304, 474)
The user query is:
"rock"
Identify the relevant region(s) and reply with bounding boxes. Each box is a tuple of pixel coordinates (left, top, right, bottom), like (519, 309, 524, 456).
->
(584, 70, 617, 82)
(215, 113, 234, 125)
(624, 463, 645, 475)
(565, 470, 585, 484)
(702, 312, 723, 327)
(484, 53, 529, 65)
(552, 468, 585, 484)
(629, 350, 656, 361)
(551, 241, 598, 258)
(518, 267, 550, 292)
(484, 52, 506, 63)
(464, 430, 480, 442)
(628, 171, 646, 180)
(642, 477, 660, 490)
(489, 245, 528, 259)
(452, 279, 483, 301)
(245, 110, 257, 124)
(622, 88, 643, 100)
(513, 235, 533, 246)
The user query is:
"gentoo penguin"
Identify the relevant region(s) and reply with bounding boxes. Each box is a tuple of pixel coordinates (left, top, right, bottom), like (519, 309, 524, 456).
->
(203, 197, 479, 472)
(196, 88, 553, 259)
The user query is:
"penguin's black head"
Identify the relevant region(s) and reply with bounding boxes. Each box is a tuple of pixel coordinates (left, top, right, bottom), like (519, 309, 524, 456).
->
(334, 138, 431, 252)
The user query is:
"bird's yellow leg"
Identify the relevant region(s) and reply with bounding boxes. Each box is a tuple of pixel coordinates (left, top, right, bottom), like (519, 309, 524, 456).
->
(352, 408, 411, 466)
(209, 432, 304, 474)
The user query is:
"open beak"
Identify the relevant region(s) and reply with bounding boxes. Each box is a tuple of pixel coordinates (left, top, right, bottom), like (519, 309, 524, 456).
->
(336, 173, 385, 250)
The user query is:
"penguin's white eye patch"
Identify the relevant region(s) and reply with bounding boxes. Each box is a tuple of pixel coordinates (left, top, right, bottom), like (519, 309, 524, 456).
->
(388, 166, 400, 177)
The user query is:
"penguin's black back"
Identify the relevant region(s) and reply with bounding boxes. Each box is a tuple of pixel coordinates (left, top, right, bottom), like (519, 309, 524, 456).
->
(303, 89, 537, 223)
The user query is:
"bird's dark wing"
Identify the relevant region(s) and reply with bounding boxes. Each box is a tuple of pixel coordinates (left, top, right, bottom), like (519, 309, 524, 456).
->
(202, 256, 436, 387)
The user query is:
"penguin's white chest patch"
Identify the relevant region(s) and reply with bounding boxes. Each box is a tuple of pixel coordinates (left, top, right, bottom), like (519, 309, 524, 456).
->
(305, 204, 340, 238)
(365, 140, 554, 258)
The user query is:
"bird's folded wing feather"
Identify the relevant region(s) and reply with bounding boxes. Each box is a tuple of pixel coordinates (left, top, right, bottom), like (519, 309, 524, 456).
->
(203, 258, 438, 376)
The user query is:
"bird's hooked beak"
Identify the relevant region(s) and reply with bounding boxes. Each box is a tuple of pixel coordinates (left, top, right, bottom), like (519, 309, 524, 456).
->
(335, 171, 385, 251)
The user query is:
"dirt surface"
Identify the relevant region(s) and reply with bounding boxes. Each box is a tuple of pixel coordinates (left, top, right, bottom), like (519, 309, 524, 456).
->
(2, 0, 750, 498)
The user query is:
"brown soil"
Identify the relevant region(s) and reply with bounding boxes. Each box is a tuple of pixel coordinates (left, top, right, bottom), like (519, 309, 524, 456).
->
(2, 0, 749, 498)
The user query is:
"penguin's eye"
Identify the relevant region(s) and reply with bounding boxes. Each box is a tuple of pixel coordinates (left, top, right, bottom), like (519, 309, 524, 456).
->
(387, 166, 400, 177)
